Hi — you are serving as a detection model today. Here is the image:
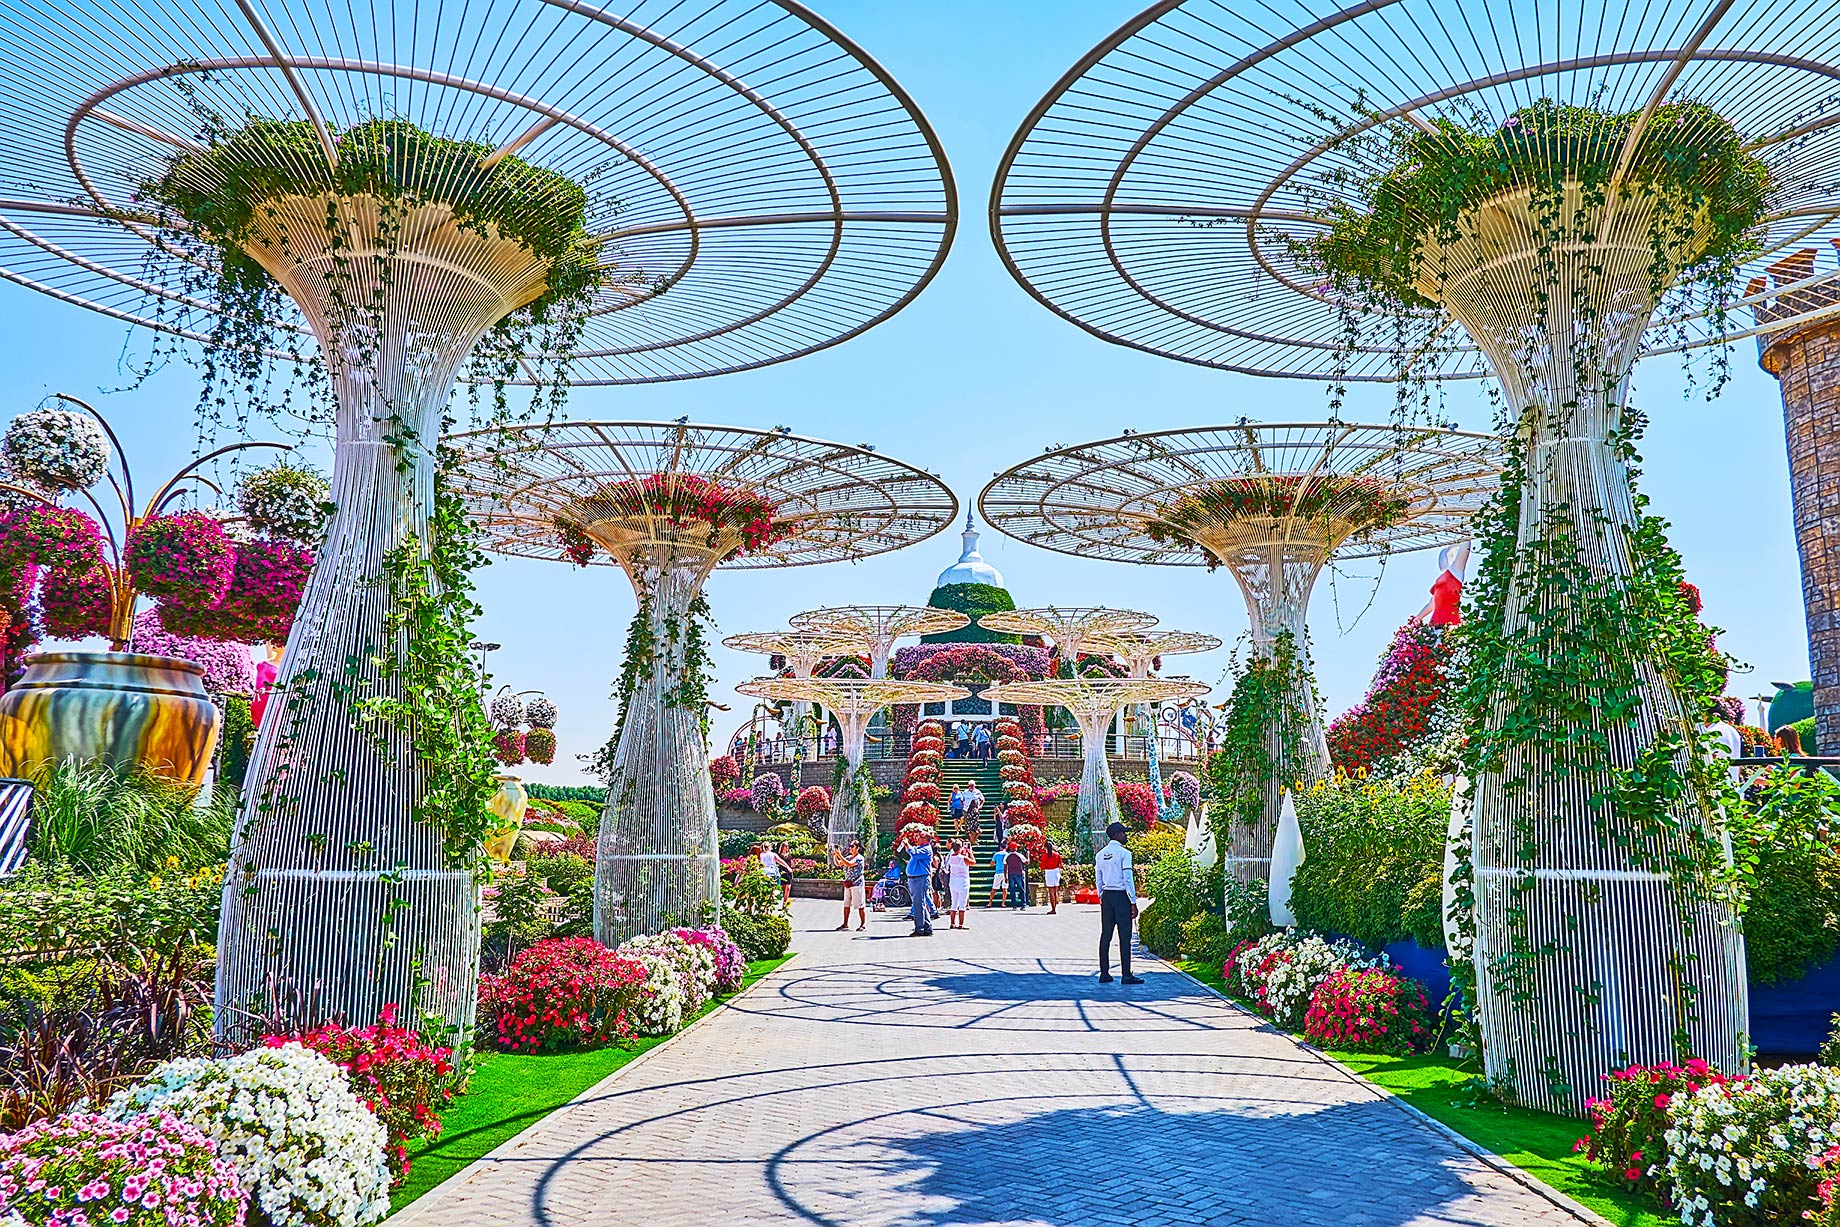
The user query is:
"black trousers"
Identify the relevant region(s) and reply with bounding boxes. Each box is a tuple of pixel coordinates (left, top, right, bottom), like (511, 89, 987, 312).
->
(1099, 889, 1134, 977)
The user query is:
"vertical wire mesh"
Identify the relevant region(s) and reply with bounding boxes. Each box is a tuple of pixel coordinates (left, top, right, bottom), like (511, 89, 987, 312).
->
(1447, 190, 1749, 1113)
(594, 544, 722, 947)
(218, 200, 549, 1037)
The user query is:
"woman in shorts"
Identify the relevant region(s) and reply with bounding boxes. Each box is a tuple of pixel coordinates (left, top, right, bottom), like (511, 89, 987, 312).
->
(1039, 841, 1064, 914)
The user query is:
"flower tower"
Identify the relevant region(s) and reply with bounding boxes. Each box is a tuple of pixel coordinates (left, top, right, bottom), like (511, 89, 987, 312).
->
(980, 426, 1499, 886)
(987, 0, 1840, 1110)
(451, 421, 956, 944)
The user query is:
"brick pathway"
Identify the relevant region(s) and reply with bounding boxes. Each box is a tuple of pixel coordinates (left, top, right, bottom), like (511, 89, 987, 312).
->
(391, 901, 1598, 1227)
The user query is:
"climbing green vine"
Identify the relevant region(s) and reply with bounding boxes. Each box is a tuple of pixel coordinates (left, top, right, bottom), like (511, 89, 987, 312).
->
(1204, 633, 1315, 835)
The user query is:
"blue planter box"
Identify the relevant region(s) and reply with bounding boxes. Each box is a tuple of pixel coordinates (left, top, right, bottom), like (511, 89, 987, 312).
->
(1383, 938, 1452, 1009)
(1752, 952, 1840, 1056)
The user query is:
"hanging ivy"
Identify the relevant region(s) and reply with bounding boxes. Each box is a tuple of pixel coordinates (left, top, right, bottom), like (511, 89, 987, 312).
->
(1202, 631, 1316, 839)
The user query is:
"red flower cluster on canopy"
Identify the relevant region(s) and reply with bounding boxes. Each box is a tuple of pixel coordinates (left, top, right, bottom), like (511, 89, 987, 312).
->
(1327, 618, 1450, 776)
(587, 473, 789, 556)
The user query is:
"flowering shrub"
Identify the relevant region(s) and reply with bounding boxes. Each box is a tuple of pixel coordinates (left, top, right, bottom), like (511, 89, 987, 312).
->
(268, 1003, 456, 1183)
(2, 406, 110, 491)
(709, 755, 741, 791)
(904, 780, 941, 804)
(900, 801, 937, 827)
(476, 938, 648, 1052)
(795, 786, 832, 824)
(717, 786, 755, 810)
(125, 513, 236, 604)
(623, 932, 716, 1016)
(1004, 800, 1043, 827)
(913, 736, 946, 755)
(1004, 781, 1034, 800)
(1664, 1064, 1840, 1226)
(1575, 1060, 1734, 1197)
(0, 1110, 247, 1227)
(1115, 781, 1159, 827)
(997, 749, 1025, 768)
(237, 460, 330, 543)
(1228, 931, 1385, 1030)
(1168, 771, 1201, 809)
(525, 728, 557, 765)
(38, 564, 113, 640)
(898, 823, 936, 846)
(1302, 967, 1433, 1054)
(619, 946, 688, 1036)
(996, 735, 1023, 753)
(107, 1043, 391, 1227)
(491, 728, 526, 766)
(673, 926, 747, 993)
(1327, 619, 1450, 777)
(910, 750, 942, 768)
(1034, 780, 1079, 805)
(129, 609, 257, 695)
(905, 763, 940, 784)
(749, 772, 787, 813)
(0, 505, 103, 572)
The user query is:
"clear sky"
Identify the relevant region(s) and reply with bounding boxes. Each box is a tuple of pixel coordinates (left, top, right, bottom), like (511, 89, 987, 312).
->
(4, 0, 1807, 784)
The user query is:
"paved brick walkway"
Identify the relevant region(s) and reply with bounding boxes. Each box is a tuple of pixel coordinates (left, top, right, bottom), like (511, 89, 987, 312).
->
(391, 901, 1596, 1227)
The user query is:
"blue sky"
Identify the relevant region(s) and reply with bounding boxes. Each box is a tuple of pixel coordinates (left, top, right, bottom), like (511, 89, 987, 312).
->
(6, 0, 1806, 783)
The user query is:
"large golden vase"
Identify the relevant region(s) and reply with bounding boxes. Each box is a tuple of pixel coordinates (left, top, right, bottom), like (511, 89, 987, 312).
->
(0, 651, 222, 783)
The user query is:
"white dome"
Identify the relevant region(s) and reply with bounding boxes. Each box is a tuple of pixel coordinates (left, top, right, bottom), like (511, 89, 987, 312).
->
(936, 512, 1005, 589)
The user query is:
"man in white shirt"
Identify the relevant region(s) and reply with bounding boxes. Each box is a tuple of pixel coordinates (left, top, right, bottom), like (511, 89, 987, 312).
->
(1094, 821, 1142, 985)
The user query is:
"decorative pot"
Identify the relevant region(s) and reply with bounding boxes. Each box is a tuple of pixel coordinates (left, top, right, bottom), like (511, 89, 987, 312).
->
(483, 773, 530, 867)
(0, 651, 220, 783)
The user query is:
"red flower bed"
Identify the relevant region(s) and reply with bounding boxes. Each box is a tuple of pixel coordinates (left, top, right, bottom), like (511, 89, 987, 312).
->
(1302, 967, 1433, 1055)
(795, 785, 832, 823)
(477, 937, 649, 1053)
(267, 1002, 457, 1182)
(709, 754, 741, 791)
(1574, 1059, 1735, 1196)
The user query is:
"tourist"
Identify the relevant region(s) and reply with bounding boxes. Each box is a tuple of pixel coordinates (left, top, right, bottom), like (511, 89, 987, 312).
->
(755, 843, 783, 900)
(987, 846, 1008, 908)
(972, 723, 992, 759)
(901, 830, 936, 937)
(949, 784, 968, 832)
(1039, 841, 1063, 913)
(946, 840, 974, 929)
(953, 720, 971, 758)
(832, 838, 867, 932)
(968, 782, 985, 826)
(932, 840, 949, 911)
(1095, 821, 1142, 984)
(1005, 844, 1029, 909)
(777, 842, 794, 908)
(993, 796, 1007, 845)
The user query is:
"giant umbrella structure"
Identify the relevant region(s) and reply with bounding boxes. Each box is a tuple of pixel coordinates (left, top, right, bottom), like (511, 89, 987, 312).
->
(0, 0, 954, 1032)
(989, 0, 1840, 1110)
(789, 605, 971, 678)
(736, 676, 969, 850)
(724, 627, 875, 739)
(981, 425, 1498, 887)
(983, 675, 1210, 856)
(451, 422, 957, 944)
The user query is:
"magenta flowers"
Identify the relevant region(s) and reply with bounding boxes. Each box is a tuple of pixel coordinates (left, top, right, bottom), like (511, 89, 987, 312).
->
(125, 511, 235, 602)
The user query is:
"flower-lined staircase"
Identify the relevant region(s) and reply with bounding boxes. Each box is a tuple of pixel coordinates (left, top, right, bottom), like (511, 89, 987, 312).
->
(935, 756, 1007, 904)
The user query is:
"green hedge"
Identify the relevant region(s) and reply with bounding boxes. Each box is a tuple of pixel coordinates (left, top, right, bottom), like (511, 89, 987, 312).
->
(1289, 774, 1450, 951)
(527, 783, 606, 804)
(1747, 839, 1840, 984)
(920, 583, 1020, 644)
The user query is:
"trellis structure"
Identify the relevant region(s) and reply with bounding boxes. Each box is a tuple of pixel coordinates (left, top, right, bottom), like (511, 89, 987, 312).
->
(789, 606, 970, 678)
(736, 676, 968, 849)
(1089, 629, 1222, 816)
(976, 607, 1157, 664)
(724, 627, 875, 735)
(450, 421, 956, 945)
(983, 676, 1210, 856)
(0, 0, 955, 1034)
(987, 0, 1840, 1111)
(980, 425, 1498, 889)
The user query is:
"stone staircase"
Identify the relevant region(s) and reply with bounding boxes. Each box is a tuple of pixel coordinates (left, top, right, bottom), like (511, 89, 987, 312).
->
(935, 757, 1008, 905)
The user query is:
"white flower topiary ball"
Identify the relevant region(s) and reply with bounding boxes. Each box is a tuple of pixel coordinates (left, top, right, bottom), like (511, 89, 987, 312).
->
(238, 460, 332, 543)
(3, 406, 110, 491)
(525, 695, 559, 728)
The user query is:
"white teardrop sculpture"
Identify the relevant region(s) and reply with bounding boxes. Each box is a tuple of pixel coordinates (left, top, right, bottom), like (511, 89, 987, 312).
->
(1188, 804, 1218, 870)
(1441, 775, 1472, 957)
(1268, 788, 1305, 926)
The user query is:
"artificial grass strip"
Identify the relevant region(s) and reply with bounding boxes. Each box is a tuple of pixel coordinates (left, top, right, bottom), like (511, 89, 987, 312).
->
(391, 954, 793, 1212)
(1176, 960, 1668, 1227)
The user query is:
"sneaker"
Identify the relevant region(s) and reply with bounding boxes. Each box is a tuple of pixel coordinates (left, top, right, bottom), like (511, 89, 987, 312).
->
(1098, 974, 1114, 984)
(1122, 975, 1144, 986)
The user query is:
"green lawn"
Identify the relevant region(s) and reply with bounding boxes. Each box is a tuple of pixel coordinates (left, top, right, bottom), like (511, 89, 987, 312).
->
(1177, 960, 1669, 1227)
(391, 954, 793, 1212)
